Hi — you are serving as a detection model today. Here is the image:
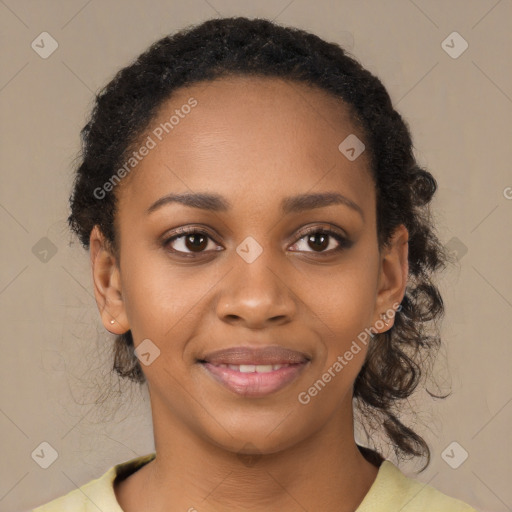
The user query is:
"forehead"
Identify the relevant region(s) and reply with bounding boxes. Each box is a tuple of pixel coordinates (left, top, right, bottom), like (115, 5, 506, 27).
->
(117, 75, 374, 216)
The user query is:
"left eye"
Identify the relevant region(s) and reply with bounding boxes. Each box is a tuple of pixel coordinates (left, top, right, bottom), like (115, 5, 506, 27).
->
(290, 228, 352, 254)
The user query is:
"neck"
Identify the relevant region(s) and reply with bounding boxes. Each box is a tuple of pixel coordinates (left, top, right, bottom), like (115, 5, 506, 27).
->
(132, 391, 380, 512)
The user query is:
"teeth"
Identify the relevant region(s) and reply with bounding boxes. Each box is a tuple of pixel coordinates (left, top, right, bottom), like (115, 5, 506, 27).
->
(216, 364, 290, 372)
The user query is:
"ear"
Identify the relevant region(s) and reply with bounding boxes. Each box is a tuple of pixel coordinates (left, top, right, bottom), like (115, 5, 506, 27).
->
(373, 224, 409, 333)
(89, 225, 129, 334)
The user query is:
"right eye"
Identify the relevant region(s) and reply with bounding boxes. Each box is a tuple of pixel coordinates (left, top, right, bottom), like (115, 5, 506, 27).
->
(162, 228, 223, 256)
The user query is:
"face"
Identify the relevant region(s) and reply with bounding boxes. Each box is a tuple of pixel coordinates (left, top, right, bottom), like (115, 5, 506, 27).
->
(90, 75, 408, 456)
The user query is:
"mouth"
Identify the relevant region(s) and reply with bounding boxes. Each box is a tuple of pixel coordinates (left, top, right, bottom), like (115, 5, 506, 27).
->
(197, 345, 311, 397)
(198, 361, 310, 397)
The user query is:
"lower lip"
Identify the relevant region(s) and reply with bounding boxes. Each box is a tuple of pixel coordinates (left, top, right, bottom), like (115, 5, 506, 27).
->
(200, 362, 309, 397)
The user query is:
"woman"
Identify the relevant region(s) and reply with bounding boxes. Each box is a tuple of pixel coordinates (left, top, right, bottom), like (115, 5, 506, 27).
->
(33, 16, 477, 512)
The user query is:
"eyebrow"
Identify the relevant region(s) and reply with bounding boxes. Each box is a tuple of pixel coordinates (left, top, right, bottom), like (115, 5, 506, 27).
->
(146, 191, 364, 220)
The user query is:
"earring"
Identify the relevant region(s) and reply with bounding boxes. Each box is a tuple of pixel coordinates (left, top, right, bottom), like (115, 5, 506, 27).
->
(110, 319, 115, 324)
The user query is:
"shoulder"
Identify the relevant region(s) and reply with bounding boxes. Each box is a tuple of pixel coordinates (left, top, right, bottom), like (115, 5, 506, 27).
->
(31, 467, 118, 512)
(31, 453, 156, 512)
(357, 460, 479, 512)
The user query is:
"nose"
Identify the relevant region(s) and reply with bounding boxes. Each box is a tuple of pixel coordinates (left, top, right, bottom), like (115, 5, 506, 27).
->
(215, 255, 296, 329)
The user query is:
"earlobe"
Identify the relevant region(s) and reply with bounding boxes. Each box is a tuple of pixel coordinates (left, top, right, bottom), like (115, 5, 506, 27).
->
(89, 225, 129, 334)
(374, 224, 409, 332)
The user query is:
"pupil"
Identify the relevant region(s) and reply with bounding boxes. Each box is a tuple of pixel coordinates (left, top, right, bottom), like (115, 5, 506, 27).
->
(186, 234, 207, 251)
(309, 233, 328, 251)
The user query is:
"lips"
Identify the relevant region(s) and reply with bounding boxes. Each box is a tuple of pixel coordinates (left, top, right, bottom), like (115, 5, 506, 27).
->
(197, 345, 311, 397)
(198, 345, 310, 366)
(200, 361, 309, 397)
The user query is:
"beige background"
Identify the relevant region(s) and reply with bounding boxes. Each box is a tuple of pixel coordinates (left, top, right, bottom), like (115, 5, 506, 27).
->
(1, 1, 511, 511)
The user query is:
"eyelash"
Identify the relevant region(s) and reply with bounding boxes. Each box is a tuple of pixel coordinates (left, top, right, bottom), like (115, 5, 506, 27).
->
(161, 225, 352, 257)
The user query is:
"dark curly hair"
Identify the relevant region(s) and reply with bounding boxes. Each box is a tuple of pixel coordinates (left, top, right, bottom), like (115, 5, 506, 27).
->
(68, 16, 452, 472)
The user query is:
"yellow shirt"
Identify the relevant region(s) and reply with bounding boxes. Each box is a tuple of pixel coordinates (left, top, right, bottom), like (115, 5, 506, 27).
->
(32, 452, 478, 511)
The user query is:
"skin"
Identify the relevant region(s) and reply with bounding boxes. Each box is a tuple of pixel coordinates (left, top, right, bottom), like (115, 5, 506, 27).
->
(90, 75, 409, 512)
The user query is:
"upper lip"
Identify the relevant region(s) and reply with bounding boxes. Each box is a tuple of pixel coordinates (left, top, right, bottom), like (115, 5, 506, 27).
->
(199, 346, 311, 365)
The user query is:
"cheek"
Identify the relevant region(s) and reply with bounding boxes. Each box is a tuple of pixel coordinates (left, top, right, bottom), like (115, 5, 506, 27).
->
(304, 263, 377, 334)
(119, 243, 172, 336)
(119, 246, 214, 343)
(300, 259, 378, 383)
